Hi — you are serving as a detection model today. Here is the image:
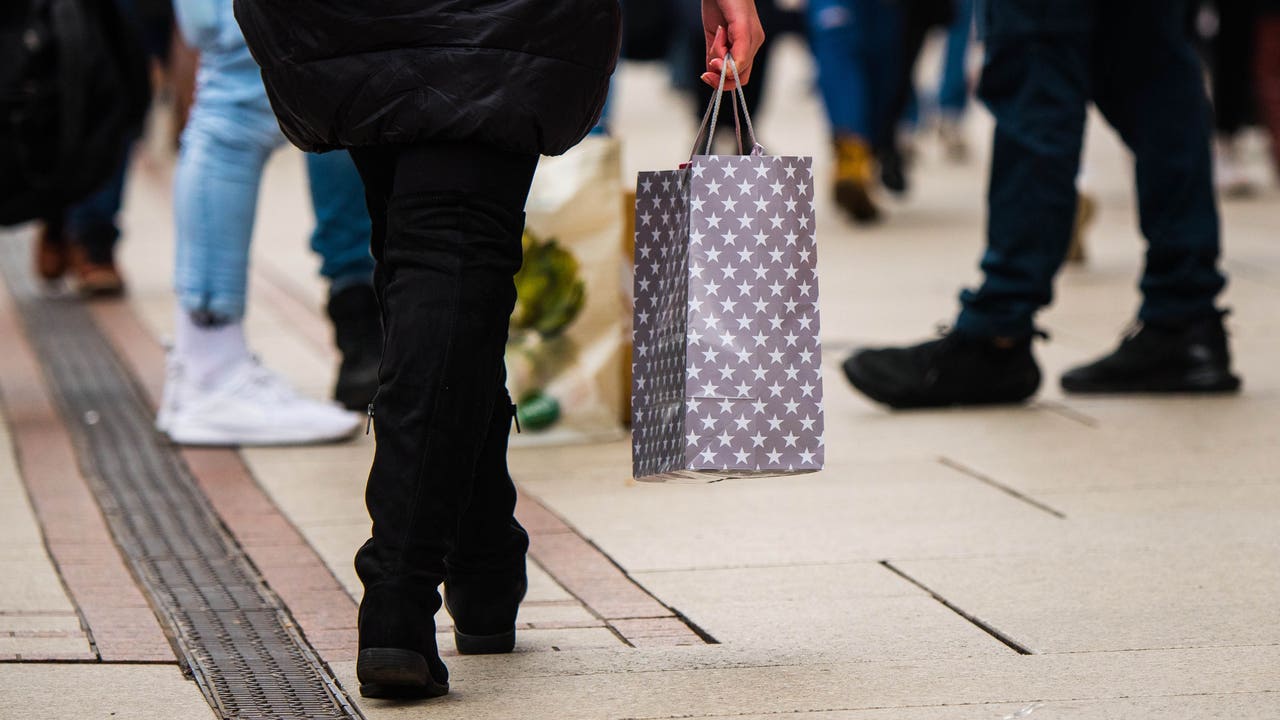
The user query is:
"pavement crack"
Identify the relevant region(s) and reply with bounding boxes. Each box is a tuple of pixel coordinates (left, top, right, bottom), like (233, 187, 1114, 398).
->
(879, 560, 1035, 656)
(938, 456, 1067, 519)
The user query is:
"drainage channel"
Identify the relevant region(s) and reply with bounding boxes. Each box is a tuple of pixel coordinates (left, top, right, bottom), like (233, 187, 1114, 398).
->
(0, 236, 361, 719)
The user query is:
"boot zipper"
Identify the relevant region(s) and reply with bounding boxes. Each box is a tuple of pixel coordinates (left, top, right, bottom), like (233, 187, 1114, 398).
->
(511, 402, 521, 433)
(365, 402, 375, 435)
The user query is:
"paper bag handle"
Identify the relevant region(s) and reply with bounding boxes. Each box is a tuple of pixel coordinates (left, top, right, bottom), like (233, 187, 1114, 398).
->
(689, 53, 763, 159)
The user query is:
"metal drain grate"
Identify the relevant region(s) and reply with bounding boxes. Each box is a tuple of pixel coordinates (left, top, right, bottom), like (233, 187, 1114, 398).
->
(0, 235, 361, 720)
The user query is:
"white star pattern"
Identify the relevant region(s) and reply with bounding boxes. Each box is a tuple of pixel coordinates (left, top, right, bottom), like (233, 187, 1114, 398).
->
(631, 156, 823, 480)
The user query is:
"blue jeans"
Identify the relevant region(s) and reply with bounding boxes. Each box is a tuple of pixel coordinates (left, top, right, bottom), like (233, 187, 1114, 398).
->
(172, 0, 372, 320)
(806, 0, 901, 143)
(937, 0, 974, 118)
(955, 0, 1224, 338)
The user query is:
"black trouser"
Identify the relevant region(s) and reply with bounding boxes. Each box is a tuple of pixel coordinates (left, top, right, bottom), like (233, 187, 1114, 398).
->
(955, 0, 1224, 337)
(348, 142, 536, 615)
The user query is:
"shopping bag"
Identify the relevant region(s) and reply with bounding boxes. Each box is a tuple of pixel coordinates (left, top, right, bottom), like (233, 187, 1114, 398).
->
(508, 135, 629, 445)
(631, 57, 824, 481)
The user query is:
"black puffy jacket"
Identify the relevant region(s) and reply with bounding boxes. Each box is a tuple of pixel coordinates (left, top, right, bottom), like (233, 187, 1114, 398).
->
(233, 0, 621, 156)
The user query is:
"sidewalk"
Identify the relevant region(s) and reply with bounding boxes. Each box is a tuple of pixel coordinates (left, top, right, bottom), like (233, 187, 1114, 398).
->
(2, 40, 1279, 719)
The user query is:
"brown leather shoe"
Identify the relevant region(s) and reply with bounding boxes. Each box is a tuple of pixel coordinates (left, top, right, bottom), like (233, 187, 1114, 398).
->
(35, 222, 70, 282)
(69, 246, 126, 298)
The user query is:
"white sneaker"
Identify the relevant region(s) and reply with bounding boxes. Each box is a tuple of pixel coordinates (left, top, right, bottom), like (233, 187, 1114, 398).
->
(164, 358, 361, 446)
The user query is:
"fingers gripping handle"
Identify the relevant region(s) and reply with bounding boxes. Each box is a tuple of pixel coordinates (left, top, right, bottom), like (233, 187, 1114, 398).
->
(689, 53, 763, 159)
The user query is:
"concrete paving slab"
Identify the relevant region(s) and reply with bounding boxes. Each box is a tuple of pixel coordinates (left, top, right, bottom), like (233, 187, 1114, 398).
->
(694, 692, 1280, 720)
(514, 456, 1080, 572)
(0, 664, 215, 720)
(634, 563, 1015, 660)
(332, 644, 1280, 720)
(893, 548, 1280, 653)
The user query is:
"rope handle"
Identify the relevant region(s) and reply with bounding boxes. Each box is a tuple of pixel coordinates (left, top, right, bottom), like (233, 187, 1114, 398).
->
(688, 53, 763, 159)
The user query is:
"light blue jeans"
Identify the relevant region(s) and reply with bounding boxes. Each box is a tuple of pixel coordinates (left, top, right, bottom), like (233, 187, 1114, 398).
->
(172, 0, 373, 320)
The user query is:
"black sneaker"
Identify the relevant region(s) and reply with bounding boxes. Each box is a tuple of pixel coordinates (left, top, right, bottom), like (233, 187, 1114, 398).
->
(842, 330, 1042, 409)
(1060, 314, 1241, 394)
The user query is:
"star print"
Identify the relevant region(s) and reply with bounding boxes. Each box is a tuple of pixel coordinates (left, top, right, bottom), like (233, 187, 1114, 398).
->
(770, 180, 784, 195)
(706, 179, 722, 195)
(734, 449, 751, 464)
(766, 449, 782, 463)
(691, 198, 706, 212)
(799, 449, 816, 464)
(699, 447, 717, 464)
(701, 415, 718, 430)
(750, 432, 766, 447)
(722, 197, 738, 212)
(754, 163, 771, 178)
(769, 214, 784, 229)
(707, 214, 722, 229)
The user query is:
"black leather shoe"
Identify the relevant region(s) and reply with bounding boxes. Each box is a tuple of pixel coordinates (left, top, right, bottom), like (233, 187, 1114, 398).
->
(357, 583, 449, 700)
(327, 284, 383, 411)
(1061, 315, 1241, 394)
(444, 568, 527, 655)
(843, 330, 1041, 409)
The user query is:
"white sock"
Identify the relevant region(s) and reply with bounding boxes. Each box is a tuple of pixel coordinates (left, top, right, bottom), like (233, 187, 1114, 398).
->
(173, 310, 252, 390)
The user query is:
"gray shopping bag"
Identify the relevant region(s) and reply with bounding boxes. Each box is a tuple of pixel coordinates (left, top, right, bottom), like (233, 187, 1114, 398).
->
(631, 58, 823, 481)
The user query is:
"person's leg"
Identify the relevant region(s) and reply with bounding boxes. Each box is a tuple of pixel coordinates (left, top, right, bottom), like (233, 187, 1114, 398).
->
(842, 0, 1093, 410)
(937, 0, 975, 161)
(307, 151, 376, 293)
(1093, 0, 1224, 326)
(351, 141, 538, 698)
(938, 0, 974, 118)
(954, 0, 1093, 338)
(807, 0, 887, 221)
(1059, 0, 1238, 394)
(307, 150, 382, 410)
(164, 18, 359, 444)
(63, 147, 131, 295)
(1255, 12, 1280, 177)
(1209, 0, 1259, 195)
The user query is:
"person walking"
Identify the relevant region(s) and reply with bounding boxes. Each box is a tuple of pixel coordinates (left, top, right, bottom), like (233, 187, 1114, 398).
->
(159, 0, 374, 445)
(843, 0, 1241, 409)
(235, 0, 762, 700)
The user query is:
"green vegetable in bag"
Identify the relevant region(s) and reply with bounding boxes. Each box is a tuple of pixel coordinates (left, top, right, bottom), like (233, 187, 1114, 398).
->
(511, 231, 586, 339)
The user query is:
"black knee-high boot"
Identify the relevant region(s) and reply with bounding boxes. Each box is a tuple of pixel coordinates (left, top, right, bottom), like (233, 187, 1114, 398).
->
(351, 143, 537, 699)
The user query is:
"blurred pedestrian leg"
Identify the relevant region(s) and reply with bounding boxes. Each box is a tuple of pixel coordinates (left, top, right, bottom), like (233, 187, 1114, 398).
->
(1204, 0, 1258, 197)
(807, 0, 902, 222)
(1256, 3, 1280, 180)
(936, 0, 974, 161)
(160, 0, 361, 445)
(307, 151, 380, 411)
(843, 0, 1238, 409)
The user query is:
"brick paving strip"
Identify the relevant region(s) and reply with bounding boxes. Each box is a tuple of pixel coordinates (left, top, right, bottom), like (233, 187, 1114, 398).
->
(223, 267, 709, 648)
(0, 285, 173, 663)
(91, 300, 360, 662)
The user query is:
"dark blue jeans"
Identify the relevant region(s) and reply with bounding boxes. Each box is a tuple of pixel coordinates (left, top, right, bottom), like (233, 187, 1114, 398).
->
(955, 0, 1225, 338)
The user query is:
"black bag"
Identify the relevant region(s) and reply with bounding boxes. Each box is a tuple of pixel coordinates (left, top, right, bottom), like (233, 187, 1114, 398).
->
(0, 0, 151, 226)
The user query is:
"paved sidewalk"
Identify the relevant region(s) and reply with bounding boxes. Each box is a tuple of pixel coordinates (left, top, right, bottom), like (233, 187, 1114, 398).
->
(2, 41, 1279, 719)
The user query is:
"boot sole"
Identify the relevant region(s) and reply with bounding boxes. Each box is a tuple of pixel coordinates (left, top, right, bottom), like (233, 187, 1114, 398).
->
(1061, 372, 1241, 395)
(454, 628, 516, 655)
(357, 648, 448, 699)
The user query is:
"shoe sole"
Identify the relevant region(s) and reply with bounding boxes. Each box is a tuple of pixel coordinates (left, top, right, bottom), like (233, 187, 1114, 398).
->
(164, 421, 360, 447)
(842, 356, 1037, 410)
(453, 628, 516, 655)
(357, 648, 448, 700)
(1061, 373, 1242, 395)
